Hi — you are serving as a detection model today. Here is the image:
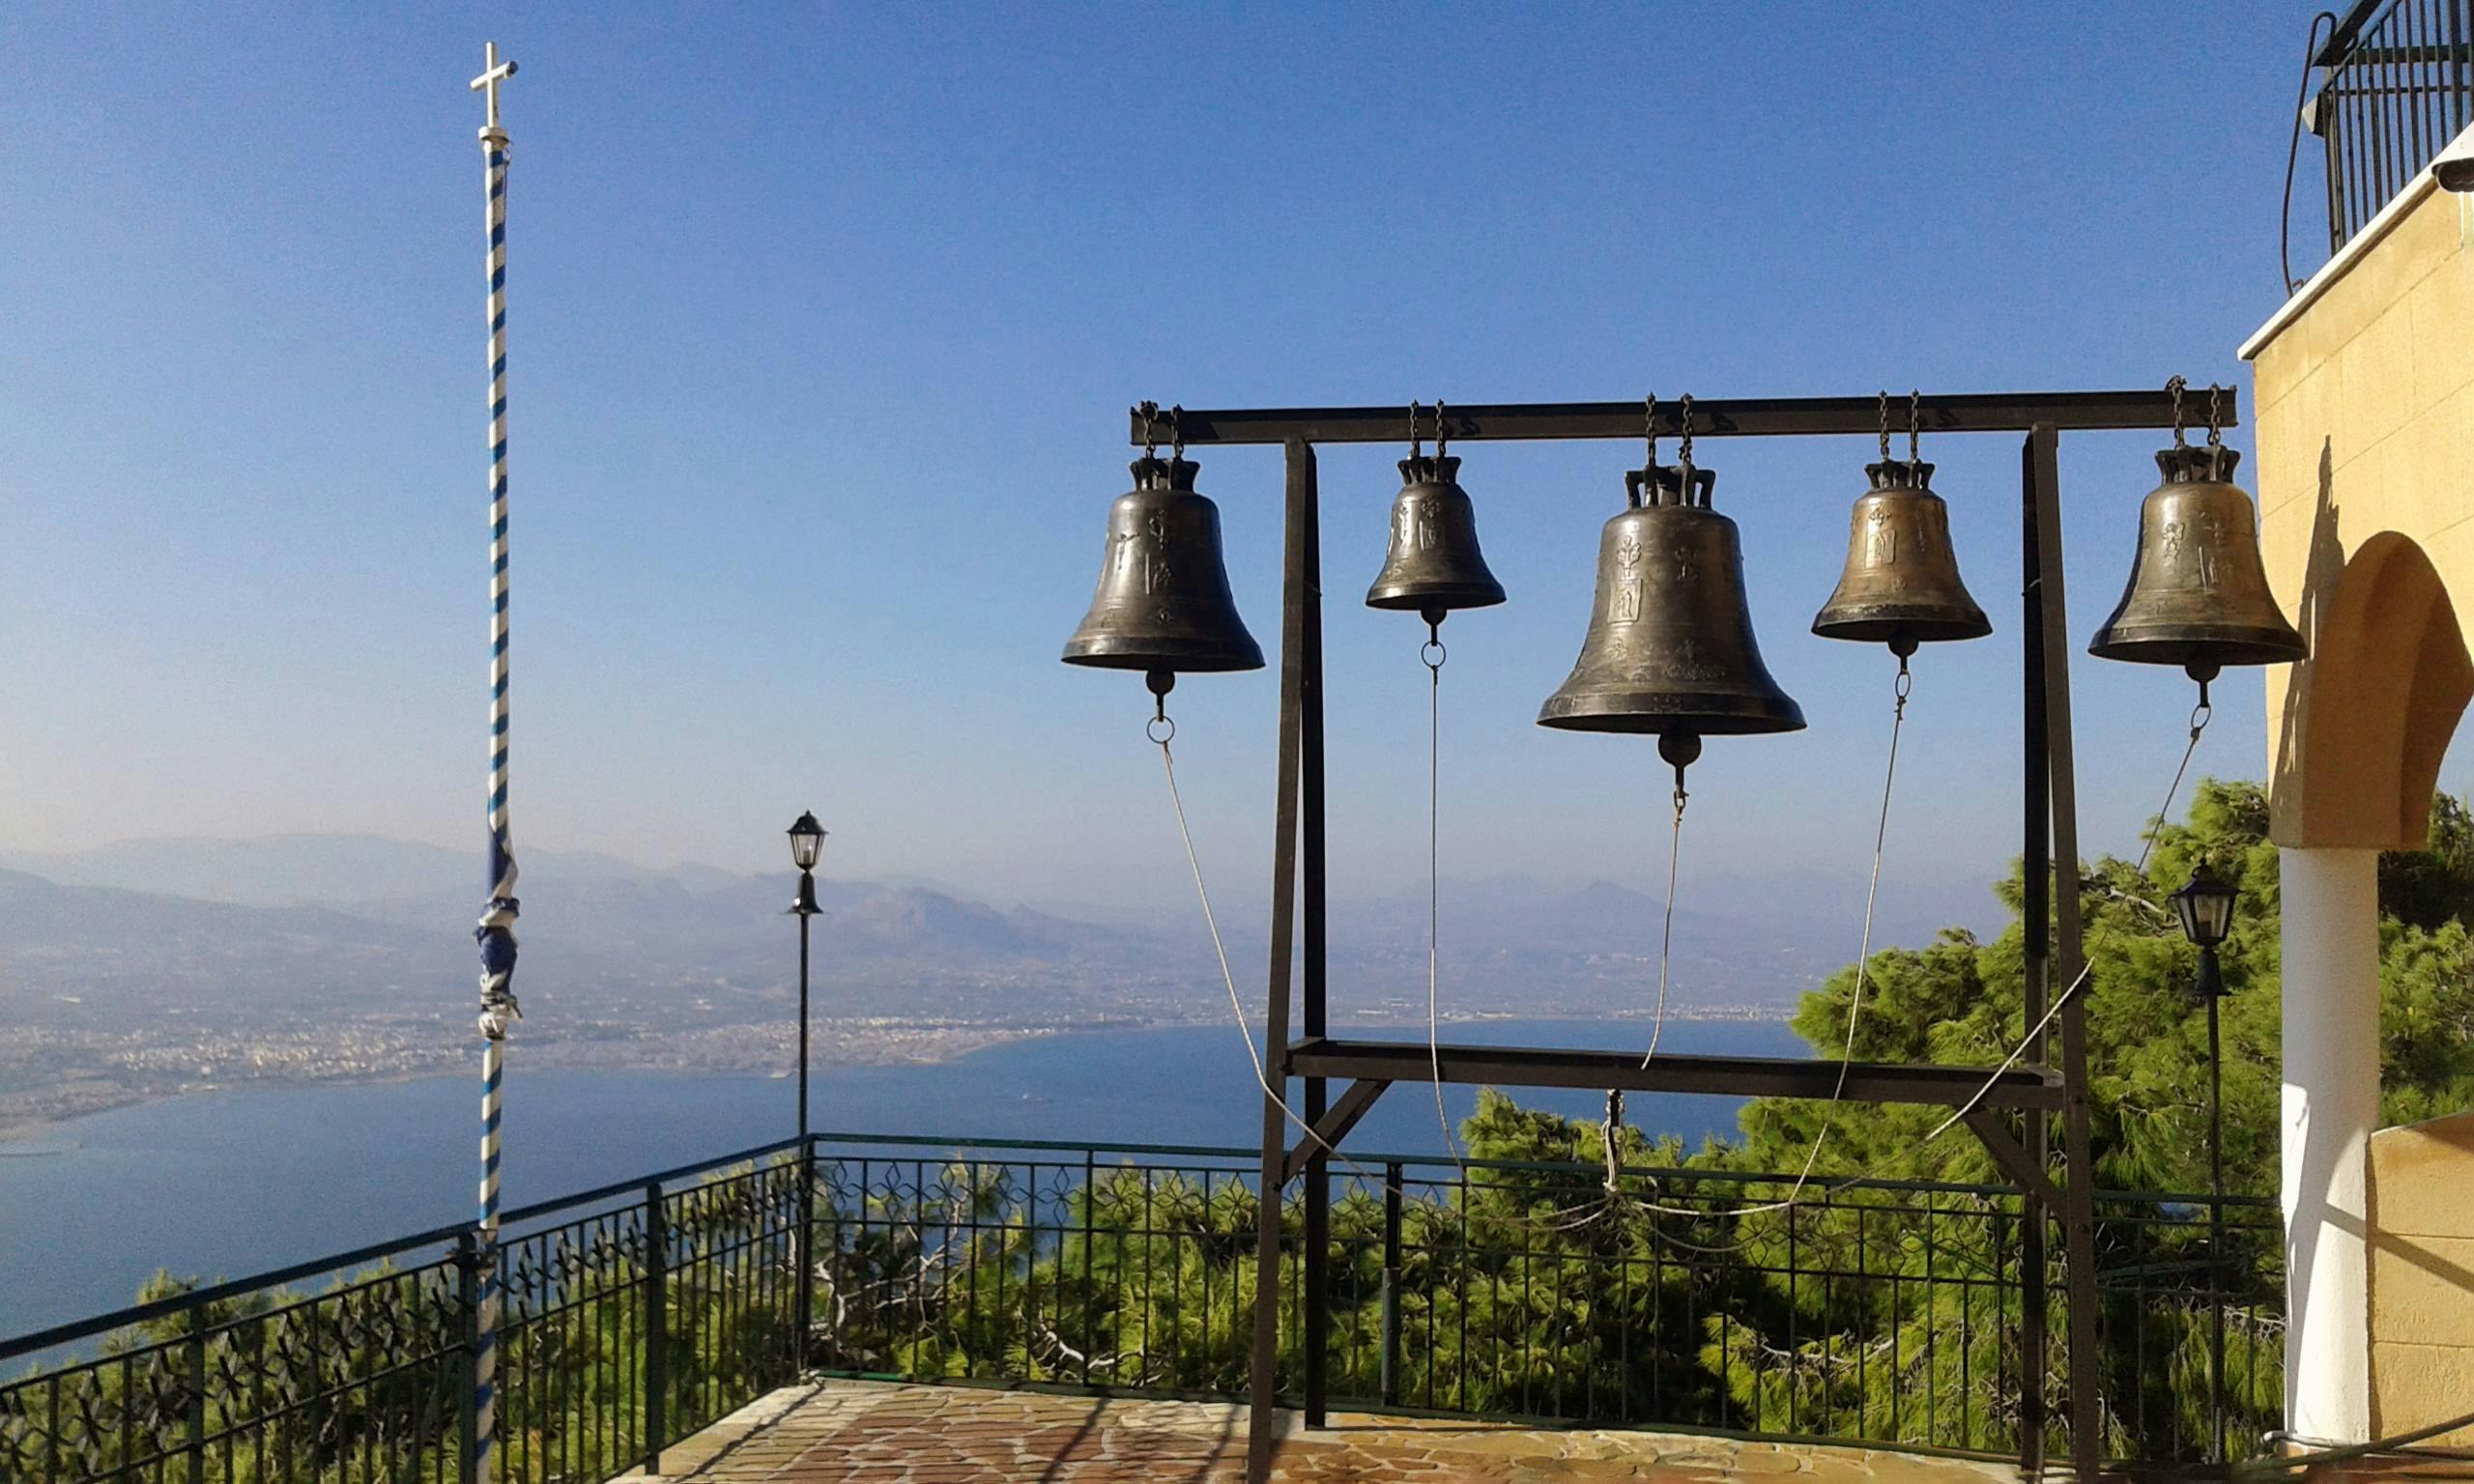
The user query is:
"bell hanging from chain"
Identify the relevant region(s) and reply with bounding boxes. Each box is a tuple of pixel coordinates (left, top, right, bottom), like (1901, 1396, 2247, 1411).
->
(1538, 447, 1804, 782)
(1062, 435, 1263, 698)
(2088, 443, 2304, 682)
(1366, 402, 1506, 625)
(1811, 458, 1990, 653)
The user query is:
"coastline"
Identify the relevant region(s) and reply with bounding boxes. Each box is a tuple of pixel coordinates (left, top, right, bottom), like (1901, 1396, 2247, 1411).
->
(0, 1004, 1798, 1147)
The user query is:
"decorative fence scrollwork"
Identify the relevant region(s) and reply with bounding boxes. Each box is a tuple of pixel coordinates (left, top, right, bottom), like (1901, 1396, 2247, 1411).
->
(0, 1142, 804, 1484)
(3, 1129, 2282, 1484)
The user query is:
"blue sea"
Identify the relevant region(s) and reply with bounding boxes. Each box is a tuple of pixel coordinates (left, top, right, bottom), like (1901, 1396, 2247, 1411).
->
(0, 1017, 1801, 1341)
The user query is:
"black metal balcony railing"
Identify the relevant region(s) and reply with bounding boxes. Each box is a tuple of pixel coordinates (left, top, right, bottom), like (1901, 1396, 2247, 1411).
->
(2315, 0, 2474, 252)
(0, 1141, 807, 1484)
(0, 1131, 2283, 1484)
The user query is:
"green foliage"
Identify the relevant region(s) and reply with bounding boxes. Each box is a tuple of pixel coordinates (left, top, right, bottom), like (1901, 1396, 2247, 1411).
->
(23, 784, 2474, 1475)
(3, 1167, 801, 1484)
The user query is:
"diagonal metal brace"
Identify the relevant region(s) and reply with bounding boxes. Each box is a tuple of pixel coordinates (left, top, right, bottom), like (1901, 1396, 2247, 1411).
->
(1963, 1108, 2064, 1213)
(1280, 1078, 1391, 1185)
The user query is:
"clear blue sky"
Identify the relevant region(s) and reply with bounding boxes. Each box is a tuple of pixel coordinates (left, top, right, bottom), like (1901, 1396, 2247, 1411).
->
(0, 4, 2351, 928)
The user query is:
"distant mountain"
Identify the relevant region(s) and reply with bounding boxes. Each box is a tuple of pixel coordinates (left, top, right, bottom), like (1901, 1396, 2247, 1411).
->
(0, 833, 1913, 1039)
(0, 834, 739, 911)
(0, 851, 1188, 1034)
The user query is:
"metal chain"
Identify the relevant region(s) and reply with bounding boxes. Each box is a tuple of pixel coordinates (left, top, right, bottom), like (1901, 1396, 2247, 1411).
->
(1677, 393, 1695, 469)
(1169, 404, 1185, 463)
(2205, 384, 2225, 449)
(1138, 400, 1160, 459)
(1408, 400, 1423, 461)
(2168, 375, 2189, 449)
(1601, 1090, 1625, 1198)
(1434, 398, 1448, 459)
(1908, 387, 1922, 466)
(1644, 392, 1658, 468)
(1877, 389, 1891, 464)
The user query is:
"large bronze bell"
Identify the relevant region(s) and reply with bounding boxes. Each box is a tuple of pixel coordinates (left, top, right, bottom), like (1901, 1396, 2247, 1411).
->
(1365, 453, 1506, 621)
(1061, 456, 1264, 687)
(2088, 446, 2305, 679)
(1538, 460, 1805, 772)
(1811, 460, 1990, 653)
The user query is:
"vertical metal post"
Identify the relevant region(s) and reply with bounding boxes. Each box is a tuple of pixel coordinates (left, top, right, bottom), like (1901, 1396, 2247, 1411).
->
(469, 48, 523, 1484)
(1380, 1163, 1404, 1409)
(1301, 442, 1330, 1433)
(643, 1183, 668, 1476)
(2208, 982, 2228, 1463)
(185, 1310, 206, 1484)
(457, 1232, 480, 1484)
(2028, 424, 2102, 1482)
(2019, 435, 2051, 1472)
(794, 911, 813, 1370)
(1081, 1147, 1097, 1387)
(1247, 440, 1314, 1484)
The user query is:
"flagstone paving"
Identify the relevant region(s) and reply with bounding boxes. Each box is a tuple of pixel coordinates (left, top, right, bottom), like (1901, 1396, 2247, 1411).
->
(619, 1379, 2043, 1484)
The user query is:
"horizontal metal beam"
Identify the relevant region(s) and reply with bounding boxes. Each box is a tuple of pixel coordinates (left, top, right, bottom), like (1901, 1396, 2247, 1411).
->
(1286, 1036, 2062, 1110)
(1130, 388, 2236, 447)
(1281, 1077, 1390, 1184)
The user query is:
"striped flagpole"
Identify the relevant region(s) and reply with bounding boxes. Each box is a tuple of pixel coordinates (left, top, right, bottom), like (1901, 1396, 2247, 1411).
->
(469, 41, 520, 1484)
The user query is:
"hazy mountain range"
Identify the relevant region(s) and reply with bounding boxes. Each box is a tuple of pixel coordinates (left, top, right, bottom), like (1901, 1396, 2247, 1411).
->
(0, 832, 1909, 1031)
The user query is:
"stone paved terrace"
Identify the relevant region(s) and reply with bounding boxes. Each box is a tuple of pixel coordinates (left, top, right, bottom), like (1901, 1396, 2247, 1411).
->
(621, 1380, 2057, 1484)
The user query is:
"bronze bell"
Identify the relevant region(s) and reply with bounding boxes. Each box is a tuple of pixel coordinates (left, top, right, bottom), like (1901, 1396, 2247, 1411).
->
(1366, 453, 1507, 622)
(2088, 446, 2305, 679)
(1061, 456, 1264, 687)
(1538, 461, 1805, 771)
(1811, 460, 1991, 653)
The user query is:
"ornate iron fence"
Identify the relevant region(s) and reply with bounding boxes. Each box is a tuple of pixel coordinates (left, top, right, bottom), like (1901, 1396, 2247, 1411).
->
(2314, 0, 2474, 252)
(804, 1132, 2284, 1466)
(0, 1142, 804, 1484)
(2, 1129, 2281, 1484)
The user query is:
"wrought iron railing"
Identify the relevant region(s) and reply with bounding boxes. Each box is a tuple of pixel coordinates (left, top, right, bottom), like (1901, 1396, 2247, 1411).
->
(0, 1140, 805, 1484)
(803, 1132, 2284, 1466)
(0, 1129, 2281, 1484)
(2314, 0, 2474, 252)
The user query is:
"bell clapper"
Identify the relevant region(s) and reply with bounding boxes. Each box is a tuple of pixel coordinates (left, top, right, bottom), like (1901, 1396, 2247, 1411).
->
(1146, 668, 1176, 745)
(2182, 661, 2216, 747)
(1656, 730, 1701, 808)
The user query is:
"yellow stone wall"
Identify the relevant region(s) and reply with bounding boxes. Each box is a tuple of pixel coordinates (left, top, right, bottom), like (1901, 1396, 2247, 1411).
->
(2366, 1110, 2474, 1443)
(2247, 176, 2474, 849)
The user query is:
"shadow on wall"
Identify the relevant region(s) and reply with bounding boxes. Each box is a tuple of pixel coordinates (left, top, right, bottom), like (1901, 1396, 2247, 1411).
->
(2269, 436, 2474, 851)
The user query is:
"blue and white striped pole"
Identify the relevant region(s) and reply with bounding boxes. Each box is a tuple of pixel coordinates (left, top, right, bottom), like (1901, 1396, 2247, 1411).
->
(469, 41, 520, 1484)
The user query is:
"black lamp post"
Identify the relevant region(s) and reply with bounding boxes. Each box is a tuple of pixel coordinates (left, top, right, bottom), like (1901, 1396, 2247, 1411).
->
(786, 810, 826, 1362)
(2171, 861, 2237, 1462)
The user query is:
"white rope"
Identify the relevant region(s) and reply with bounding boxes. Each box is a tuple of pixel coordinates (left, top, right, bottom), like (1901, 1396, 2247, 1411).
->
(1922, 695, 2211, 1142)
(1610, 669, 2206, 1239)
(1425, 642, 1456, 1166)
(1157, 735, 1376, 1182)
(1611, 667, 1907, 1231)
(1637, 790, 1686, 1070)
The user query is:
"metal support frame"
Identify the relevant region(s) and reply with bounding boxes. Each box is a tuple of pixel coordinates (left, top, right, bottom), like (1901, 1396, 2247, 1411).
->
(1181, 389, 2229, 1484)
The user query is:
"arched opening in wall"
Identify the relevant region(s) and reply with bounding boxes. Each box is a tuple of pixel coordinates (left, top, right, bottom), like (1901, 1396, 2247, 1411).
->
(2273, 531, 2474, 849)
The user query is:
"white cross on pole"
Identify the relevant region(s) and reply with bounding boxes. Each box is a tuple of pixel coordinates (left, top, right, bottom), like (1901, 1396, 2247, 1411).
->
(471, 42, 517, 134)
